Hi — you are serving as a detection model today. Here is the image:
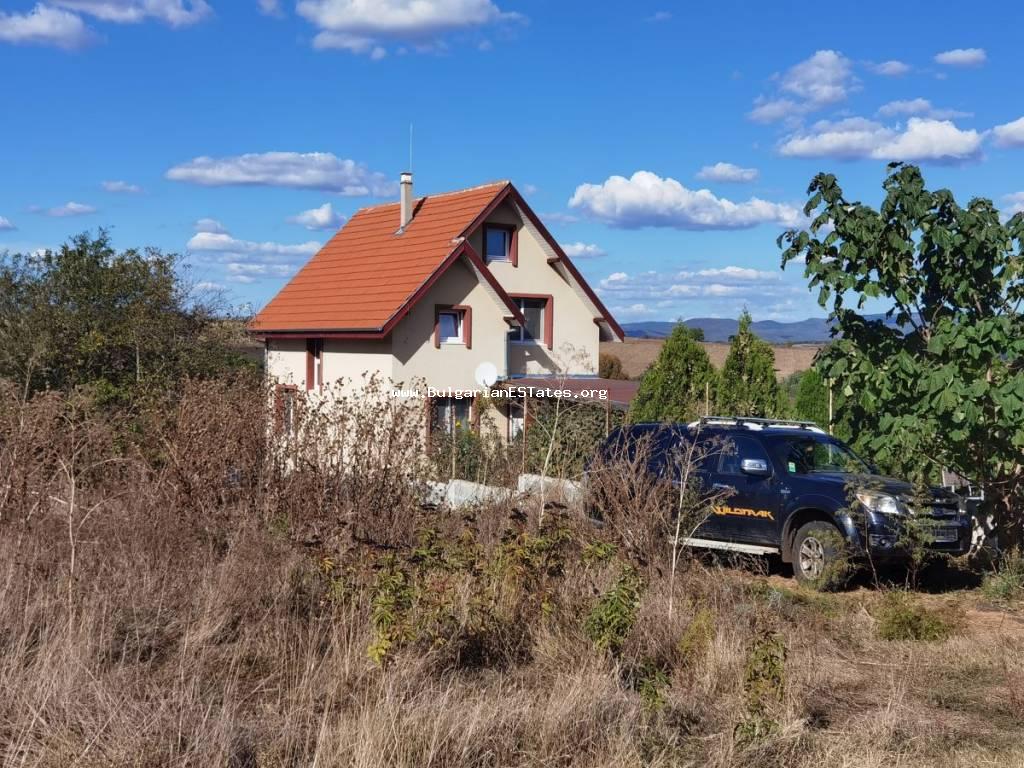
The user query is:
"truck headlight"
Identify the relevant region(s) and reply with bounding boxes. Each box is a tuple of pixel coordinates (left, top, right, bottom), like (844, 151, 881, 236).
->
(856, 491, 902, 515)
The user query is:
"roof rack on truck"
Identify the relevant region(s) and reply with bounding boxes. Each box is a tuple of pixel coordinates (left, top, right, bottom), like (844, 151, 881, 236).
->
(688, 416, 827, 433)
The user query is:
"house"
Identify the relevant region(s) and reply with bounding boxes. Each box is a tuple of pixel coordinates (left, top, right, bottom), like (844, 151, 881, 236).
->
(249, 173, 632, 439)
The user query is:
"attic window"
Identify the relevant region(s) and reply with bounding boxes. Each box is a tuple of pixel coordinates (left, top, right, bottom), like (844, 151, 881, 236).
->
(438, 311, 462, 343)
(483, 224, 517, 265)
(434, 304, 472, 348)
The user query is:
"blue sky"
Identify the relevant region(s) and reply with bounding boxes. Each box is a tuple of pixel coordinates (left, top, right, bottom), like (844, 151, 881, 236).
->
(2, 0, 1023, 323)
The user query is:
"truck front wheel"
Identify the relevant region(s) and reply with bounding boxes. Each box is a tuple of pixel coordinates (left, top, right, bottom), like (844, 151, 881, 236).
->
(792, 521, 849, 589)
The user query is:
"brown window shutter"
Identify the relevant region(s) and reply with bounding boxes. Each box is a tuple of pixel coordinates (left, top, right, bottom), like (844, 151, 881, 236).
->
(305, 340, 315, 390)
(544, 297, 553, 350)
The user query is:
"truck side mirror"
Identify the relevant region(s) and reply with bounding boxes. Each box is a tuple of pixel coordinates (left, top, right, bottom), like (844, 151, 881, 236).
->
(740, 458, 770, 477)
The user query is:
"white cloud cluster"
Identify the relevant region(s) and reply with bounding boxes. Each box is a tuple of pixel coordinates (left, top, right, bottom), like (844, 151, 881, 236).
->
(870, 60, 910, 76)
(53, 0, 210, 26)
(295, 0, 521, 56)
(934, 47, 986, 67)
(0, 4, 93, 48)
(187, 231, 321, 260)
(167, 151, 395, 196)
(876, 98, 970, 120)
(560, 241, 606, 259)
(101, 179, 142, 193)
(778, 117, 983, 163)
(32, 201, 97, 217)
(568, 171, 803, 230)
(750, 50, 856, 123)
(0, 0, 209, 48)
(287, 202, 346, 230)
(187, 222, 321, 283)
(993, 116, 1024, 148)
(194, 217, 227, 233)
(696, 162, 759, 183)
(0, 216, 15, 231)
(596, 266, 794, 315)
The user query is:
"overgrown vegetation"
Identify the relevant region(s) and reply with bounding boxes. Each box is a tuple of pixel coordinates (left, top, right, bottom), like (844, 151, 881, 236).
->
(780, 163, 1024, 545)
(4, 381, 1022, 766)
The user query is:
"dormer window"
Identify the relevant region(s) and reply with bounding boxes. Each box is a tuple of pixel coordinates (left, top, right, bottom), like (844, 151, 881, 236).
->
(483, 224, 517, 265)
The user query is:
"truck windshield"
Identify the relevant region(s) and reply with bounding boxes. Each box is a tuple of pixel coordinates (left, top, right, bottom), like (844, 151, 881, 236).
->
(775, 436, 870, 475)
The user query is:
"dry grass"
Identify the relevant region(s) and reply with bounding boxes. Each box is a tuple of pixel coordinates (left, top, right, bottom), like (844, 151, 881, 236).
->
(1, 378, 1023, 767)
(602, 340, 822, 381)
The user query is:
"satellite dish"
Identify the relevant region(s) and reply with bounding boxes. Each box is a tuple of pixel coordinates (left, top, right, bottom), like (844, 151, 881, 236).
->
(475, 361, 498, 388)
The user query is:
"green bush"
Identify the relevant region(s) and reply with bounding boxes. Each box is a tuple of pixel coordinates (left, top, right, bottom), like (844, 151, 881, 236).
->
(873, 592, 955, 641)
(584, 565, 643, 654)
(981, 549, 1024, 603)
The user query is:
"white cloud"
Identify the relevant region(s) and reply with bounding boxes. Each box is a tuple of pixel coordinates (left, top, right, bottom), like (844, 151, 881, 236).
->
(51, 0, 211, 26)
(35, 201, 98, 217)
(596, 266, 793, 308)
(749, 50, 855, 124)
(778, 117, 983, 163)
(520, 182, 538, 195)
(194, 217, 227, 233)
(1002, 192, 1024, 218)
(0, 216, 15, 231)
(560, 242, 606, 259)
(187, 231, 321, 260)
(696, 266, 776, 281)
(876, 98, 971, 120)
(646, 10, 671, 21)
(568, 171, 803, 230)
(779, 50, 854, 106)
(287, 202, 346, 230)
(194, 280, 224, 291)
(258, 0, 282, 16)
(295, 0, 521, 56)
(696, 162, 759, 183)
(167, 151, 395, 196)
(541, 211, 578, 224)
(870, 60, 910, 76)
(993, 116, 1024, 148)
(934, 47, 986, 67)
(101, 179, 143, 193)
(748, 97, 800, 124)
(0, 4, 94, 48)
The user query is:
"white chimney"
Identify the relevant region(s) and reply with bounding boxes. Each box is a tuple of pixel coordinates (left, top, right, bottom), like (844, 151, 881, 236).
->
(399, 171, 413, 231)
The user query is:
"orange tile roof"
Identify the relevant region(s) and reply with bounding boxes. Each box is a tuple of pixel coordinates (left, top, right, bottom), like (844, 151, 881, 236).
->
(250, 181, 509, 333)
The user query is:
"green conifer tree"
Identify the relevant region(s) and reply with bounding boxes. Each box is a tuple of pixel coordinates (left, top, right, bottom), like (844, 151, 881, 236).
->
(630, 323, 716, 422)
(715, 310, 781, 417)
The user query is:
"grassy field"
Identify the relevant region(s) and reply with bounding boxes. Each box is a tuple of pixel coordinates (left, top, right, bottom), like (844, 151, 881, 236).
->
(601, 339, 822, 381)
(2, 378, 1022, 767)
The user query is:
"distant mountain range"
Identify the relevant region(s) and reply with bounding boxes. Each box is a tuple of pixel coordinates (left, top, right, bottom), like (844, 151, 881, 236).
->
(621, 315, 904, 344)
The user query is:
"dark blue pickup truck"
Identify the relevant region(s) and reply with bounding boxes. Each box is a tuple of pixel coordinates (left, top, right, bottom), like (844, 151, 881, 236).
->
(591, 417, 971, 585)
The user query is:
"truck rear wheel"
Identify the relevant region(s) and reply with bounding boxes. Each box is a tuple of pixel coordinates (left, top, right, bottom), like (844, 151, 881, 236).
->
(792, 521, 848, 589)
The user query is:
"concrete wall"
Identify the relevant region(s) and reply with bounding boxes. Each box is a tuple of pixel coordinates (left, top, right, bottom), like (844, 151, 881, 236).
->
(468, 200, 600, 376)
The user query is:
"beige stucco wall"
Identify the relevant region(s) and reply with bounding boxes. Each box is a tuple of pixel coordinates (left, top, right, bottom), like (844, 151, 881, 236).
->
(468, 200, 600, 376)
(265, 338, 307, 387)
(391, 257, 510, 391)
(266, 337, 394, 392)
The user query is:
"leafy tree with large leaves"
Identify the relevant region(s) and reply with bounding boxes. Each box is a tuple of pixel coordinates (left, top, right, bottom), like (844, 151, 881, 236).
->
(0, 230, 251, 405)
(715, 310, 782, 417)
(779, 164, 1024, 544)
(631, 322, 716, 422)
